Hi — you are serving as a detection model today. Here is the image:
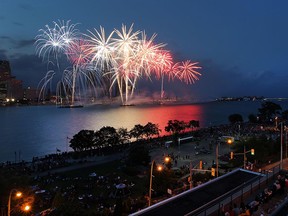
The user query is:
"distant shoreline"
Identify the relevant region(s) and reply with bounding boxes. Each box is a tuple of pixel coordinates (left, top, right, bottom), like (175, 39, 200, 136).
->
(1, 96, 287, 107)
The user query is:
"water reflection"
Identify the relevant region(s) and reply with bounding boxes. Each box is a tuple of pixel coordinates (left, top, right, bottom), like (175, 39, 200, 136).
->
(83, 104, 204, 134)
(136, 105, 204, 133)
(1, 100, 279, 162)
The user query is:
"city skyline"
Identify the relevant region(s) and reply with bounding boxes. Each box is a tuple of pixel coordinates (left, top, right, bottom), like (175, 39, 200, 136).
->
(1, 0, 288, 101)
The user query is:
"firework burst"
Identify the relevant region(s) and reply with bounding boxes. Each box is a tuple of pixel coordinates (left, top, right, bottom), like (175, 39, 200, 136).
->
(151, 50, 173, 99)
(175, 60, 202, 84)
(65, 38, 91, 66)
(84, 26, 116, 71)
(35, 20, 79, 61)
(35, 21, 202, 106)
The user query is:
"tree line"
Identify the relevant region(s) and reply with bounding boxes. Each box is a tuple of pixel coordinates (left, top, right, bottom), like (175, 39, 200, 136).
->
(228, 101, 288, 124)
(69, 120, 200, 152)
(70, 101, 288, 154)
(227, 101, 288, 167)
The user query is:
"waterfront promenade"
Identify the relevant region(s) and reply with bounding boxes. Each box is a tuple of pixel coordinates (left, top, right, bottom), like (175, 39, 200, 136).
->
(3, 121, 284, 177)
(2, 122, 288, 215)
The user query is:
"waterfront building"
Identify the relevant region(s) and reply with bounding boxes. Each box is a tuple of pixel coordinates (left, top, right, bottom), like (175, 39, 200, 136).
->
(0, 60, 39, 104)
(0, 60, 23, 102)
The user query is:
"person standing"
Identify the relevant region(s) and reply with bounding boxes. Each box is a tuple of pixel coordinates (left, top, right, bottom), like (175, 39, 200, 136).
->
(233, 203, 240, 216)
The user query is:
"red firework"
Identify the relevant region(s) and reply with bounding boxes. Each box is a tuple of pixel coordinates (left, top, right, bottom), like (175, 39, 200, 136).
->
(65, 38, 91, 65)
(153, 50, 174, 79)
(175, 60, 202, 84)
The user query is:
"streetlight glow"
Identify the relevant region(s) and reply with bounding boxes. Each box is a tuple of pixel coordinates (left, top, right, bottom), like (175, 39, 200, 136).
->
(164, 156, 170, 163)
(16, 192, 22, 198)
(7, 190, 32, 216)
(149, 159, 165, 206)
(8, 189, 23, 216)
(23, 204, 31, 212)
(157, 165, 163, 171)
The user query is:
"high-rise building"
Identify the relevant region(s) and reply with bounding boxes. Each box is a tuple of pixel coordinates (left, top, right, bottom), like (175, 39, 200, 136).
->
(0, 60, 11, 78)
(0, 60, 23, 102)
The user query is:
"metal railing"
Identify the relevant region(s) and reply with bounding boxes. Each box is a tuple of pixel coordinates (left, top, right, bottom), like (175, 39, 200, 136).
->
(185, 165, 281, 216)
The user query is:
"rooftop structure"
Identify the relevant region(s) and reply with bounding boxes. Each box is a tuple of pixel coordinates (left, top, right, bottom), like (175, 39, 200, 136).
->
(130, 168, 266, 216)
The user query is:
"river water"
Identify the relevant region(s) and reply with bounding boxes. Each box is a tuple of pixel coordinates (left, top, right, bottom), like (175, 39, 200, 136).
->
(1, 100, 287, 162)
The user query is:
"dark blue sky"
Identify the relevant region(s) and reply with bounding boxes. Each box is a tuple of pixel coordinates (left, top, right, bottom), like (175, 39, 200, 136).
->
(1, 0, 288, 101)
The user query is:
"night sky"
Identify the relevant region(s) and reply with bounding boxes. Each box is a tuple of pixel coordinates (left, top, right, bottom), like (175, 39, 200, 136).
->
(1, 0, 288, 101)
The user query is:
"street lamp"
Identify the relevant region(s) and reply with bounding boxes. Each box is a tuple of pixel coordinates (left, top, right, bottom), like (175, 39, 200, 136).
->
(216, 142, 219, 177)
(276, 120, 284, 169)
(148, 160, 163, 206)
(280, 122, 284, 169)
(163, 156, 172, 169)
(216, 139, 233, 177)
(285, 126, 288, 159)
(164, 156, 170, 163)
(23, 204, 31, 212)
(7, 189, 31, 216)
(8, 189, 22, 216)
(227, 138, 233, 145)
(244, 145, 246, 169)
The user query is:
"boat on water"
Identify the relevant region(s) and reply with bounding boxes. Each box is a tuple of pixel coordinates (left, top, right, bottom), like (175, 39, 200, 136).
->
(120, 104, 135, 107)
(57, 104, 84, 108)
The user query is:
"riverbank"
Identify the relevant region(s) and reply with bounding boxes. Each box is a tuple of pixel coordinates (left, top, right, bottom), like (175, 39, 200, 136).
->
(1, 121, 287, 215)
(0, 120, 279, 177)
(2, 100, 276, 162)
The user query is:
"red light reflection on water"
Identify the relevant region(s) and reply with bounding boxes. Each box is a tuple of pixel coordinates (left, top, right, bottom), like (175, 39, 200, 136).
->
(139, 104, 204, 135)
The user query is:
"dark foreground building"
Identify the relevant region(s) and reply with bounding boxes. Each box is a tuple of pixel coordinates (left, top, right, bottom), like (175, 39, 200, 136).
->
(130, 168, 274, 216)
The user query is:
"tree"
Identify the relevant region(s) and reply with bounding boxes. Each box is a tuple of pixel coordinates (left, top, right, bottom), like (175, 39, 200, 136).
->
(164, 120, 186, 135)
(188, 120, 200, 130)
(117, 127, 130, 145)
(233, 135, 278, 164)
(165, 120, 187, 146)
(248, 114, 258, 123)
(143, 122, 161, 139)
(97, 126, 120, 148)
(228, 114, 243, 124)
(153, 168, 177, 197)
(130, 124, 145, 141)
(258, 101, 282, 123)
(69, 130, 95, 151)
(281, 110, 288, 122)
(94, 130, 104, 149)
(126, 145, 150, 166)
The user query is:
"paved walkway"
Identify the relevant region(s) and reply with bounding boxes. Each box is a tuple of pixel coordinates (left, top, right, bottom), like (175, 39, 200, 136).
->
(33, 153, 123, 177)
(150, 137, 231, 170)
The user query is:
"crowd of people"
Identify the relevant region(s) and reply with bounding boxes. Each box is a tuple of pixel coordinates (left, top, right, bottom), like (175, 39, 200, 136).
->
(219, 172, 288, 216)
(1, 121, 287, 215)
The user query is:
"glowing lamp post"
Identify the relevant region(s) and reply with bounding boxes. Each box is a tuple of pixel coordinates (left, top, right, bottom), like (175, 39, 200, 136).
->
(148, 160, 163, 206)
(8, 189, 22, 216)
(23, 204, 31, 212)
(216, 139, 233, 177)
(275, 120, 284, 169)
(280, 122, 284, 169)
(164, 156, 170, 163)
(7, 189, 31, 216)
